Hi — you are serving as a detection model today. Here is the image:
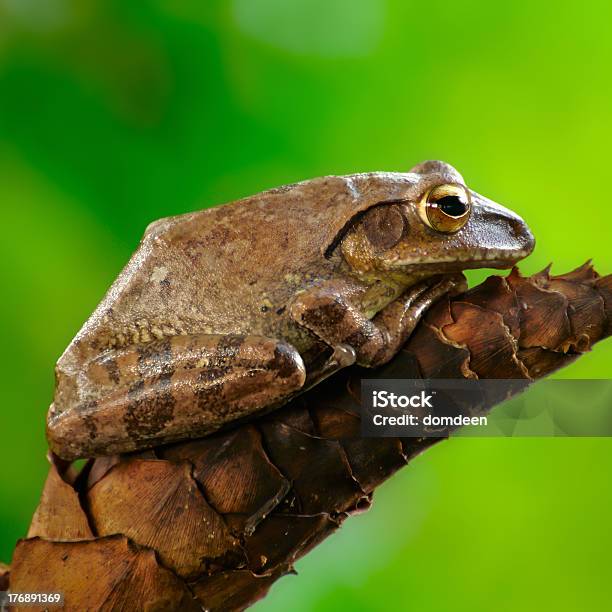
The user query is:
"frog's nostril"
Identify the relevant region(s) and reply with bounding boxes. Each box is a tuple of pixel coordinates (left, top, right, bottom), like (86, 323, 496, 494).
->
(524, 228, 536, 253)
(509, 217, 527, 237)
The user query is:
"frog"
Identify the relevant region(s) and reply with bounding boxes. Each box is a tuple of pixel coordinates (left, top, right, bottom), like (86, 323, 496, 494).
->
(47, 160, 535, 460)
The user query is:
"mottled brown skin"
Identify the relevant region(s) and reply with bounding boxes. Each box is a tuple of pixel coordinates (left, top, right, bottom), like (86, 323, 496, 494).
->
(47, 161, 535, 460)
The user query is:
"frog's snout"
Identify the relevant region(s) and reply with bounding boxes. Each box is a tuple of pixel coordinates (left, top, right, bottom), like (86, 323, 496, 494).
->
(468, 193, 536, 267)
(508, 215, 536, 258)
(481, 216, 535, 267)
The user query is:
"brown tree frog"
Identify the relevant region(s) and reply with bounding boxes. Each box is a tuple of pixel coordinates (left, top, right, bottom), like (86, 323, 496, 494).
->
(47, 160, 535, 459)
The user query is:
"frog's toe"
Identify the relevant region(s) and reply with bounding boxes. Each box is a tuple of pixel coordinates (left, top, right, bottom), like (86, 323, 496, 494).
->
(333, 343, 357, 368)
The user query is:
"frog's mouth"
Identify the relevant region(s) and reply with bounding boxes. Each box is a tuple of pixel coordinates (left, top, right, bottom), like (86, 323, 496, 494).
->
(390, 245, 534, 275)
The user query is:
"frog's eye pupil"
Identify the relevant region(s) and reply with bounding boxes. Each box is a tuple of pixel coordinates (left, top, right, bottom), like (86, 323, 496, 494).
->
(437, 196, 467, 217)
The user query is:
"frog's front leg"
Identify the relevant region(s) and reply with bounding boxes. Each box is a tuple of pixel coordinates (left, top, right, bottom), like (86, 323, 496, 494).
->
(291, 274, 465, 369)
(47, 334, 306, 460)
(369, 274, 466, 364)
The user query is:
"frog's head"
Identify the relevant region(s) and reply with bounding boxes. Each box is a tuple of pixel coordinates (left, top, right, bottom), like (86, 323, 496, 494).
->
(339, 160, 535, 280)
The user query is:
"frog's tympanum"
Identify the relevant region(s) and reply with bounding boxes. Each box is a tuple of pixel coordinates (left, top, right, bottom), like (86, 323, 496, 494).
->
(47, 161, 535, 459)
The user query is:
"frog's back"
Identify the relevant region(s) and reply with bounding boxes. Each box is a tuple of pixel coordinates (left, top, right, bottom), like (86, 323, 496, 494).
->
(64, 172, 417, 362)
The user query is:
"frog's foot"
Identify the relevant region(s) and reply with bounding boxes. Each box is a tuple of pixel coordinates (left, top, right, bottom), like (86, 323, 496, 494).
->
(302, 343, 356, 392)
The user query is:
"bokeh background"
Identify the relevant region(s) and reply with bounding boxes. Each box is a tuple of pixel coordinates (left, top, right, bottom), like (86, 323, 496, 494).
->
(1, 1, 611, 610)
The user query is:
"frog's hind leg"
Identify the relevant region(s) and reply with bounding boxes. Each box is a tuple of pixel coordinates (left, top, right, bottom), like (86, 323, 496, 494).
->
(47, 334, 306, 460)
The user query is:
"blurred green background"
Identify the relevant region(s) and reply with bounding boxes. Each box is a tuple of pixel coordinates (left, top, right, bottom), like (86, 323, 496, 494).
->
(0, 1, 610, 610)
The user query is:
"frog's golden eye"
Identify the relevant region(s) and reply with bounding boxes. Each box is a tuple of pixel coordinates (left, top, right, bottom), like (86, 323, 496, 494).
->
(419, 183, 471, 233)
